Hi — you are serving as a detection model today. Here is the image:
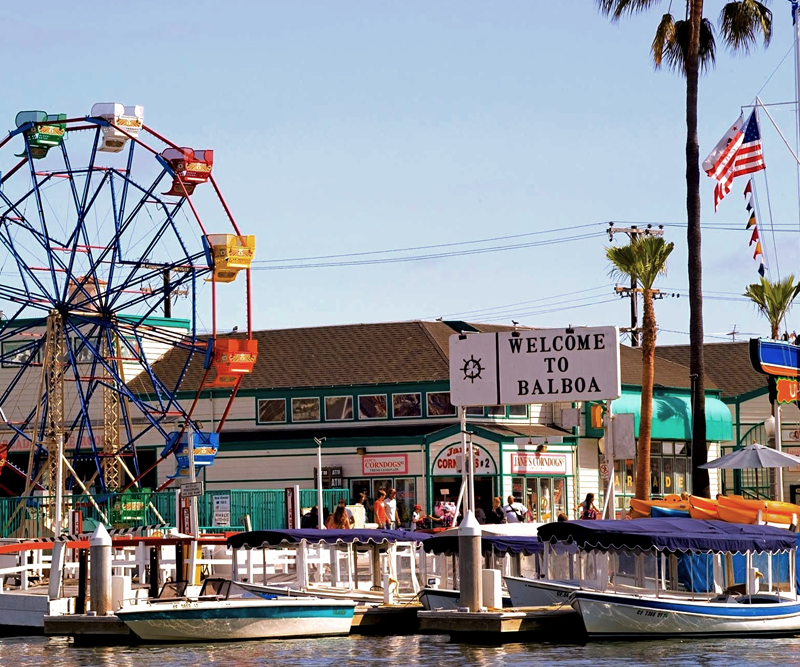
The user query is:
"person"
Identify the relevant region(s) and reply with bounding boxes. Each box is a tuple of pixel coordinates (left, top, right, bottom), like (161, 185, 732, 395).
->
(486, 496, 506, 524)
(557, 512, 568, 522)
(374, 489, 389, 528)
(474, 504, 486, 524)
(385, 488, 399, 529)
(783, 331, 790, 342)
(410, 504, 425, 531)
(338, 498, 354, 527)
(579, 493, 599, 520)
(300, 506, 319, 529)
(323, 507, 334, 528)
(503, 495, 529, 523)
(332, 504, 350, 529)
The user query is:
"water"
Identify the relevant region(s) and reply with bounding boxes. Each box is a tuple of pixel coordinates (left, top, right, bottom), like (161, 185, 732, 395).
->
(4, 634, 800, 667)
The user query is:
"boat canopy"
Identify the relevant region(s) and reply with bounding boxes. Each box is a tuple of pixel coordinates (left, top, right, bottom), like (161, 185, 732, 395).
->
(538, 518, 796, 554)
(227, 528, 429, 550)
(422, 533, 544, 557)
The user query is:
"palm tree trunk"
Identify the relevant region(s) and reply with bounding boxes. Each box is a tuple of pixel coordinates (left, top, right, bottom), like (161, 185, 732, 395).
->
(636, 289, 656, 500)
(687, 0, 709, 497)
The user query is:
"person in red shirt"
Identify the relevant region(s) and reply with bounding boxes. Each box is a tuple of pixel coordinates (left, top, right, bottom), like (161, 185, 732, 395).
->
(374, 489, 389, 528)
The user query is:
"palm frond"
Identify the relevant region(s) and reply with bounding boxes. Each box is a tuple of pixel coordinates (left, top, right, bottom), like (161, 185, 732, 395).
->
(719, 0, 773, 54)
(597, 0, 663, 22)
(652, 13, 676, 69)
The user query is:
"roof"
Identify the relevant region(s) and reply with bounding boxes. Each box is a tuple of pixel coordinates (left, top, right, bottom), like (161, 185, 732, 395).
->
(654, 341, 762, 399)
(130, 320, 709, 394)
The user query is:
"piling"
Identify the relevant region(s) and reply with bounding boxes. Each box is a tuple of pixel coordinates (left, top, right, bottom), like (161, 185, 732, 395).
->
(457, 510, 482, 611)
(89, 524, 112, 615)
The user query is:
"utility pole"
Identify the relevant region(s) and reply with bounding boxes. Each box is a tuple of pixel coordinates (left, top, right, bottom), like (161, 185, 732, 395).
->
(607, 224, 664, 347)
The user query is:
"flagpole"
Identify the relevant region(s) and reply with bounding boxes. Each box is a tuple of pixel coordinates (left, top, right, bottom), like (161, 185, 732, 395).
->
(794, 3, 800, 262)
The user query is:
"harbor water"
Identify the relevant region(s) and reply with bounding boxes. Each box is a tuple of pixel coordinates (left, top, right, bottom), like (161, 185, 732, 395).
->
(4, 634, 800, 666)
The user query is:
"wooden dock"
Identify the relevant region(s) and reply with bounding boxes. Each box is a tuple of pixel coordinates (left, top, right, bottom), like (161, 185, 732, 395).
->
(44, 614, 133, 645)
(417, 606, 585, 643)
(351, 603, 422, 634)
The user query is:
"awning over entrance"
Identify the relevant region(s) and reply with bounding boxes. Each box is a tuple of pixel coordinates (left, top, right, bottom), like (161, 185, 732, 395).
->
(611, 392, 732, 442)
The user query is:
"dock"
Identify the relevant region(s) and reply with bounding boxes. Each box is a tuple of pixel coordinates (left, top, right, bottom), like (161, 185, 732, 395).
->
(417, 606, 584, 643)
(351, 603, 422, 634)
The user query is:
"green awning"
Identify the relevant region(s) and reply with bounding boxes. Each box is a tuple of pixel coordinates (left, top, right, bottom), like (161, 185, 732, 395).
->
(611, 392, 732, 442)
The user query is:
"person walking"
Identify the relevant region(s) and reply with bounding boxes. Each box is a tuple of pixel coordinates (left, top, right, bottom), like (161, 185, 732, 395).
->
(331, 504, 350, 529)
(374, 489, 389, 528)
(503, 495, 529, 523)
(578, 493, 599, 520)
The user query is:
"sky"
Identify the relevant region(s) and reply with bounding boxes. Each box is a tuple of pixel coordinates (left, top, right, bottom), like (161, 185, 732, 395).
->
(3, 1, 800, 345)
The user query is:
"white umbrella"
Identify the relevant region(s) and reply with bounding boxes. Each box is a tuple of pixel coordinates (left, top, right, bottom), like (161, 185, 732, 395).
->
(700, 443, 800, 497)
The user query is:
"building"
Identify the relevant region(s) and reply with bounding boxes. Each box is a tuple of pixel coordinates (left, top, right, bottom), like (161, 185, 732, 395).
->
(131, 320, 733, 522)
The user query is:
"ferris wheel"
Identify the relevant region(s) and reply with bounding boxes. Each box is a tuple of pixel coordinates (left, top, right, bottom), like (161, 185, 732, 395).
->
(0, 103, 256, 503)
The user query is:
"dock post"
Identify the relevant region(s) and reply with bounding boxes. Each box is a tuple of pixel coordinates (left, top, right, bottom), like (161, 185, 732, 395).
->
(149, 547, 160, 598)
(89, 524, 112, 615)
(176, 543, 185, 582)
(76, 549, 88, 614)
(457, 510, 482, 612)
(48, 541, 65, 600)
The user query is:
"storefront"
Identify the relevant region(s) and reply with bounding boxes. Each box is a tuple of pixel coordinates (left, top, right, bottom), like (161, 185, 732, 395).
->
(348, 453, 420, 525)
(502, 437, 575, 522)
(429, 438, 499, 518)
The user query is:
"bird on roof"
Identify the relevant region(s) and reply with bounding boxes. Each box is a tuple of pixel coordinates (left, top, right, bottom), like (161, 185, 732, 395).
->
(512, 320, 519, 327)
(435, 317, 443, 321)
(232, 325, 239, 333)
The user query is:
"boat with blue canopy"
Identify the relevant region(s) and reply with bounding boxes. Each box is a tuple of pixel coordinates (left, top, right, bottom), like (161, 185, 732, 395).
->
(538, 518, 800, 639)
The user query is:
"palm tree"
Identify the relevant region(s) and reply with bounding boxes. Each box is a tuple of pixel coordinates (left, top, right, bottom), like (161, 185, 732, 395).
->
(596, 0, 772, 498)
(607, 235, 675, 501)
(743, 275, 800, 339)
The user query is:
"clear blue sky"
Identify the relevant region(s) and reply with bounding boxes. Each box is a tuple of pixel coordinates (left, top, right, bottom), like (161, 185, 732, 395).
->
(4, 1, 800, 344)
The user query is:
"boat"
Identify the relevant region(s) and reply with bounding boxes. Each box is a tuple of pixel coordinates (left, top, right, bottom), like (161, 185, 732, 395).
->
(629, 497, 690, 517)
(689, 505, 720, 520)
(650, 506, 690, 519)
(503, 575, 579, 607)
(719, 496, 800, 521)
(116, 578, 357, 642)
(539, 518, 800, 639)
(419, 586, 513, 610)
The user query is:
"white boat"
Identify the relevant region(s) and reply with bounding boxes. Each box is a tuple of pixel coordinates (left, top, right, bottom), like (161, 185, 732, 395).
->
(538, 518, 800, 639)
(503, 576, 578, 607)
(116, 578, 356, 642)
(419, 586, 513, 610)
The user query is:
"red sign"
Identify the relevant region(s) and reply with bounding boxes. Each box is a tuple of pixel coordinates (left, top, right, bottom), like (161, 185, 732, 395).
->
(777, 377, 800, 404)
(362, 454, 408, 476)
(510, 453, 567, 475)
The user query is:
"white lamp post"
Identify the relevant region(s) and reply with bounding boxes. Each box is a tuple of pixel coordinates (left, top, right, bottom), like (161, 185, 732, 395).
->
(313, 437, 326, 529)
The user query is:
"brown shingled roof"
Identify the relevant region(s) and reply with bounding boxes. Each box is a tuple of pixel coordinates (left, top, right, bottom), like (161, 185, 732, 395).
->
(654, 341, 763, 399)
(129, 321, 709, 394)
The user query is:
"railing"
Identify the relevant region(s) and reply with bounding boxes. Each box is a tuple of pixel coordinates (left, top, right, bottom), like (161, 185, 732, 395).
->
(0, 488, 352, 538)
(719, 421, 771, 499)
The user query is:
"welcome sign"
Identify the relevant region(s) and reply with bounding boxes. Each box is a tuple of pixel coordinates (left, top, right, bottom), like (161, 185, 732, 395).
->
(449, 326, 621, 406)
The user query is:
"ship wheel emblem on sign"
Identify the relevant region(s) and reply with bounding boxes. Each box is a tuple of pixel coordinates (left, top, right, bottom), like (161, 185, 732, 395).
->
(461, 355, 483, 383)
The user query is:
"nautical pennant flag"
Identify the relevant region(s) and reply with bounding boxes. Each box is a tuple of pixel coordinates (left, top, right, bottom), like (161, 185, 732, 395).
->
(746, 212, 757, 229)
(749, 226, 759, 246)
(759, 262, 766, 276)
(753, 241, 763, 260)
(744, 180, 753, 198)
(704, 111, 766, 209)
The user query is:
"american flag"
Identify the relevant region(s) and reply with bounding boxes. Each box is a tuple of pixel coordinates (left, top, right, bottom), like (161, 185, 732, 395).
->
(704, 110, 765, 210)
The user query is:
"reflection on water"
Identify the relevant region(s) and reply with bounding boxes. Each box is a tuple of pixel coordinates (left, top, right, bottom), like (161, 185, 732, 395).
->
(3, 634, 800, 667)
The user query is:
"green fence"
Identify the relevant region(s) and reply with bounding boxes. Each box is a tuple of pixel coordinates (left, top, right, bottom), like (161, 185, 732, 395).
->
(0, 488, 351, 538)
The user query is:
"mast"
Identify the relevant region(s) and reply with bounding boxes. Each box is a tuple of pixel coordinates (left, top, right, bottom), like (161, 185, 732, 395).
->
(795, 2, 800, 241)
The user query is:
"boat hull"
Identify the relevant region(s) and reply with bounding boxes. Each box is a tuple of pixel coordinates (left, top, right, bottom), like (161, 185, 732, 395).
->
(572, 590, 800, 638)
(503, 577, 578, 607)
(419, 587, 512, 610)
(117, 598, 356, 642)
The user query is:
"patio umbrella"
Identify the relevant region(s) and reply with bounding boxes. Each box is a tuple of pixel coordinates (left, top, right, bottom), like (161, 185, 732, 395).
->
(700, 443, 800, 497)
(700, 443, 800, 470)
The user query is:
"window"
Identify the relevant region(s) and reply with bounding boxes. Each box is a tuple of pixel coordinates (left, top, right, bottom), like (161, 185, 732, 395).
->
(392, 393, 421, 418)
(486, 406, 505, 417)
(359, 395, 387, 419)
(466, 406, 484, 416)
(427, 392, 456, 417)
(258, 398, 286, 423)
(1, 340, 39, 368)
(72, 338, 94, 364)
(292, 397, 320, 422)
(325, 396, 353, 421)
(508, 404, 528, 418)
